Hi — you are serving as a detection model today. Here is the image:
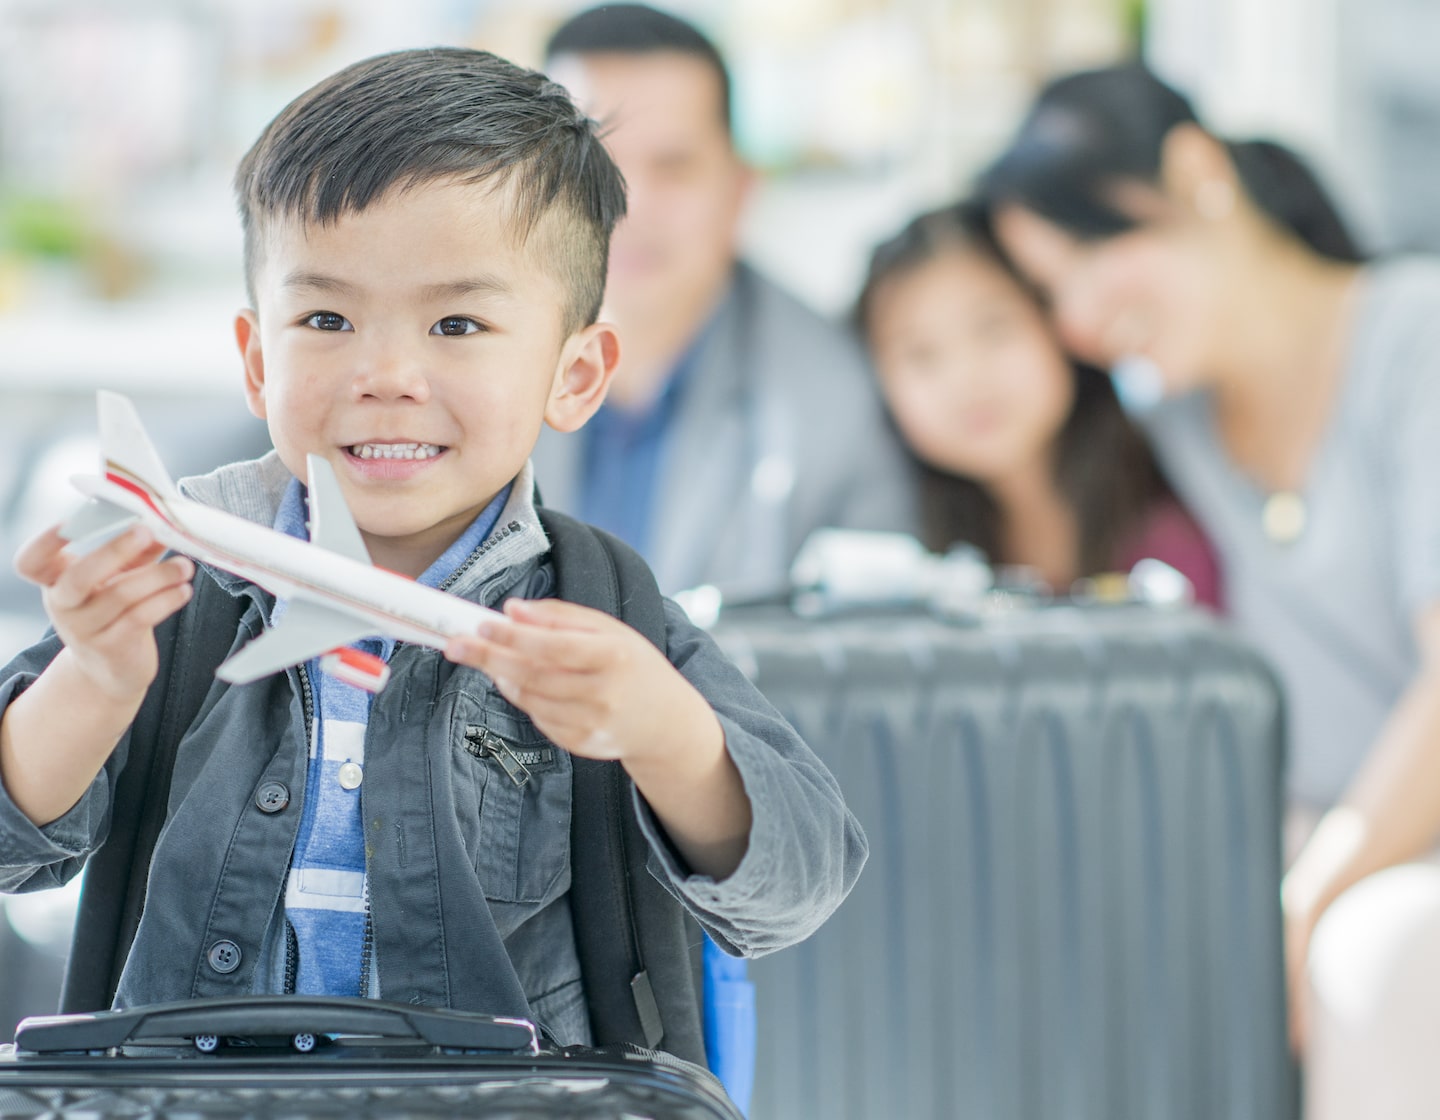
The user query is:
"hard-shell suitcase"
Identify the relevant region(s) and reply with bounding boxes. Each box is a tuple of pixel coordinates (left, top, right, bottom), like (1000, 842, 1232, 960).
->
(0, 996, 744, 1119)
(711, 604, 1294, 1120)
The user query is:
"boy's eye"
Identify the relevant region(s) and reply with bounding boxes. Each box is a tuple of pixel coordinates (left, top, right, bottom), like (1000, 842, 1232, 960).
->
(432, 316, 482, 337)
(303, 311, 352, 332)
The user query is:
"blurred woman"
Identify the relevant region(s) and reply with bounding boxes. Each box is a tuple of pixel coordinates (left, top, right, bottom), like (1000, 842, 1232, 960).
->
(980, 61, 1440, 1119)
(855, 200, 1221, 605)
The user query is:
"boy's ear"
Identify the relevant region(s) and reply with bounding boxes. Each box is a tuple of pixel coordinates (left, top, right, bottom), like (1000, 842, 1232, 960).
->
(235, 309, 268, 420)
(544, 321, 621, 433)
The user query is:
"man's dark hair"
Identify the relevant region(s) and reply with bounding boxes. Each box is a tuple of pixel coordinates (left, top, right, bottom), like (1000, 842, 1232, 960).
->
(545, 4, 732, 134)
(235, 47, 628, 333)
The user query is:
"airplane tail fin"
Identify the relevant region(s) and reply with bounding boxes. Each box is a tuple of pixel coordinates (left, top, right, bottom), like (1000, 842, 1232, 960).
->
(97, 390, 180, 502)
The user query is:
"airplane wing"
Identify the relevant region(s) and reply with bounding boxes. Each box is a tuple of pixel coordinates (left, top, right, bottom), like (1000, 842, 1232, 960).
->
(305, 454, 372, 564)
(58, 498, 139, 551)
(216, 599, 381, 685)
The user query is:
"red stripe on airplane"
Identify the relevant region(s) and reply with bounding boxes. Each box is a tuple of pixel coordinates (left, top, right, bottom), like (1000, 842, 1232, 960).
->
(105, 472, 168, 523)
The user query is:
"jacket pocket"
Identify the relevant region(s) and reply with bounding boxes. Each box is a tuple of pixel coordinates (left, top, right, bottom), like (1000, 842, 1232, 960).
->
(448, 690, 571, 906)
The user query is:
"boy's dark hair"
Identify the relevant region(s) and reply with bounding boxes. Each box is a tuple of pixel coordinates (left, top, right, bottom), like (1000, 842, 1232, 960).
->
(235, 47, 628, 333)
(545, 4, 732, 134)
(855, 201, 1171, 577)
(977, 62, 1364, 263)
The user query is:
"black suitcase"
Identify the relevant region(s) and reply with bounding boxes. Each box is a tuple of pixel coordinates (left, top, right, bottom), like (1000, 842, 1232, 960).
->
(0, 996, 743, 1119)
(711, 604, 1295, 1120)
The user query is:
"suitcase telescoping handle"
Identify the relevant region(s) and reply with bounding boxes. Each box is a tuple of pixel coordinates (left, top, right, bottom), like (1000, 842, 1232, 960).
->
(14, 995, 541, 1055)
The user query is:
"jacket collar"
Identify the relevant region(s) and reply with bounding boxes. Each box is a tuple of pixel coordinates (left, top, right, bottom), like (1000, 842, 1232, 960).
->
(177, 452, 551, 604)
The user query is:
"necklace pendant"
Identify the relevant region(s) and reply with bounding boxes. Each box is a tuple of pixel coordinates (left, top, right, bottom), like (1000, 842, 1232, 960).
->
(1262, 491, 1307, 544)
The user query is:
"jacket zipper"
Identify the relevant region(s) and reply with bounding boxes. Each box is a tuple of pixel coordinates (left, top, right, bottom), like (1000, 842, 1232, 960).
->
(464, 724, 552, 788)
(283, 918, 298, 995)
(440, 520, 524, 594)
(282, 662, 324, 996)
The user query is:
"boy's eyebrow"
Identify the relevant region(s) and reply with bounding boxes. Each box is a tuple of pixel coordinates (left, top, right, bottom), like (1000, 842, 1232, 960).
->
(419, 276, 515, 301)
(281, 271, 361, 295)
(280, 272, 514, 300)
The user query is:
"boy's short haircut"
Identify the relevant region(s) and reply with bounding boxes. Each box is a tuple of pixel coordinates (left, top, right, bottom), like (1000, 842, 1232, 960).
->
(545, 4, 732, 135)
(235, 47, 627, 334)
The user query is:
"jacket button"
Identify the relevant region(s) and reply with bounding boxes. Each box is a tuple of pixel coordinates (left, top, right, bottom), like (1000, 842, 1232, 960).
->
(255, 781, 290, 813)
(207, 940, 242, 974)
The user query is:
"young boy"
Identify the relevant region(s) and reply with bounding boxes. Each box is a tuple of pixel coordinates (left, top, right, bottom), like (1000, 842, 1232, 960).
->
(0, 48, 864, 1049)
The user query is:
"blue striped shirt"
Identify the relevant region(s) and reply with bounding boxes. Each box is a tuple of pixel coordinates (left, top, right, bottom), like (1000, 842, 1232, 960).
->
(272, 477, 511, 995)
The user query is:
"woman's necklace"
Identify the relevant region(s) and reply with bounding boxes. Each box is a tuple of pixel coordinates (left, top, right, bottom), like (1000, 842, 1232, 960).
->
(1261, 490, 1307, 544)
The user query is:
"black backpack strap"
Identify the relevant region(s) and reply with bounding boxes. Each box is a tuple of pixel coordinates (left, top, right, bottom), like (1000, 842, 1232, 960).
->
(536, 508, 706, 1066)
(59, 570, 245, 1013)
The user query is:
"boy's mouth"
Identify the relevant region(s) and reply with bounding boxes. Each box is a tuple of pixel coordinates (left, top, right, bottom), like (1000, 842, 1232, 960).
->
(346, 442, 446, 461)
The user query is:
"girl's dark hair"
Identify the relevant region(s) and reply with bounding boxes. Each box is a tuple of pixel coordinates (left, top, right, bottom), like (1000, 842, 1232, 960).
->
(856, 202, 1169, 575)
(977, 62, 1364, 263)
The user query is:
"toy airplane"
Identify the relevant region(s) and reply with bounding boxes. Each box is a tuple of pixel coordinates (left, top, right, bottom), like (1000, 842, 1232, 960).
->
(58, 391, 504, 693)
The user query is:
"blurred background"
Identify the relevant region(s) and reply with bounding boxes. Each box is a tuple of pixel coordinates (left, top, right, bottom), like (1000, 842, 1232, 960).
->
(0, 0, 1436, 1034)
(1, 0, 1435, 654)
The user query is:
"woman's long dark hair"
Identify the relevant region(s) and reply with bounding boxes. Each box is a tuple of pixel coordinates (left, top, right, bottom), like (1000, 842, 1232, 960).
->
(976, 62, 1365, 262)
(856, 202, 1169, 575)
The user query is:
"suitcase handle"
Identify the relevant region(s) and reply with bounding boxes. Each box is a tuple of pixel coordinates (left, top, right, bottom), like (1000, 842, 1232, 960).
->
(14, 995, 540, 1055)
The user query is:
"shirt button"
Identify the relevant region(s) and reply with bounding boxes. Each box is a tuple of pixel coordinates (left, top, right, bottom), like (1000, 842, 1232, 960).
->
(207, 940, 242, 974)
(337, 762, 363, 790)
(255, 781, 290, 814)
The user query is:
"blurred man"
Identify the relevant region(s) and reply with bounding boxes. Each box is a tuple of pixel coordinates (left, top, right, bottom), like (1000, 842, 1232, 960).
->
(538, 3, 916, 597)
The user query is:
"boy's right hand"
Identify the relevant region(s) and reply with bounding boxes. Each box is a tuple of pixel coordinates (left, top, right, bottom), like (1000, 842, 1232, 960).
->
(14, 523, 194, 702)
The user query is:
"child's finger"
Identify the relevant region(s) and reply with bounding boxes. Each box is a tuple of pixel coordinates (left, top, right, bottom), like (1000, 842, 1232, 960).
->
(46, 526, 160, 611)
(445, 636, 609, 708)
(501, 597, 617, 632)
(108, 577, 195, 635)
(13, 525, 73, 587)
(54, 555, 194, 638)
(474, 613, 615, 672)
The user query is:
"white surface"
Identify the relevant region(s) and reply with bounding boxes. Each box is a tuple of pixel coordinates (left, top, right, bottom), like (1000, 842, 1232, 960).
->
(0, 291, 245, 392)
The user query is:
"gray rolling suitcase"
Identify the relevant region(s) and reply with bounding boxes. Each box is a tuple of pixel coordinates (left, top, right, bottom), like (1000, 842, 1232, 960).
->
(711, 604, 1294, 1120)
(0, 996, 743, 1119)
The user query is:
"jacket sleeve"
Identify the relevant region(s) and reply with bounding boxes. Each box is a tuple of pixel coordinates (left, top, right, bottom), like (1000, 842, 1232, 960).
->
(0, 633, 130, 893)
(629, 599, 868, 957)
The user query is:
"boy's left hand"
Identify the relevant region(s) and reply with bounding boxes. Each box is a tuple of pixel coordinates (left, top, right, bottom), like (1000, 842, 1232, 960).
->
(444, 597, 721, 768)
(446, 598, 752, 880)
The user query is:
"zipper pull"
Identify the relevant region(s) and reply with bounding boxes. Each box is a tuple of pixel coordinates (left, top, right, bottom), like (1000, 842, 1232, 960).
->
(464, 725, 532, 788)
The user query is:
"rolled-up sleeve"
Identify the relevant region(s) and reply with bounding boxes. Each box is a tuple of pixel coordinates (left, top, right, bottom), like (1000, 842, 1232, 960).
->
(630, 600, 867, 957)
(0, 637, 118, 892)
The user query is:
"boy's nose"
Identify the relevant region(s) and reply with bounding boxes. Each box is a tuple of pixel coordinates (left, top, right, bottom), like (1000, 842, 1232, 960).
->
(352, 343, 432, 403)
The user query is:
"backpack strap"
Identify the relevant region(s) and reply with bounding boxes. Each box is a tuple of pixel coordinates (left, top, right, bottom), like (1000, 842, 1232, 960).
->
(59, 571, 245, 1013)
(536, 507, 706, 1066)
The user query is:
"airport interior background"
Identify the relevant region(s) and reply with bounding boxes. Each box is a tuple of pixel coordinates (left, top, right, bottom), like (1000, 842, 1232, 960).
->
(1, 0, 1439, 1113)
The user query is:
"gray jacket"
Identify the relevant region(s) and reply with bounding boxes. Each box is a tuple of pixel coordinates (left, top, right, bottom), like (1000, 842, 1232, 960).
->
(531, 262, 919, 597)
(0, 454, 867, 1043)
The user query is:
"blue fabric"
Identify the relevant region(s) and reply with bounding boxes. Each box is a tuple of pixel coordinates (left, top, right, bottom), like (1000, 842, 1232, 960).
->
(273, 476, 511, 996)
(578, 336, 705, 557)
(703, 935, 756, 1114)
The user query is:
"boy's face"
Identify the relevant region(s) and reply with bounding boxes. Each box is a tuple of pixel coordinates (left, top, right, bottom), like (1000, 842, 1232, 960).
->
(236, 177, 617, 577)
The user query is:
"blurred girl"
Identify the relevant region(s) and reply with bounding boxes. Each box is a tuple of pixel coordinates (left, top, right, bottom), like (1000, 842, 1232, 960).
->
(980, 62, 1440, 1119)
(856, 201, 1221, 606)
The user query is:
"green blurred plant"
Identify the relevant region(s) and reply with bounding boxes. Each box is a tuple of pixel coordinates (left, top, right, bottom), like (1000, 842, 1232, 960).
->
(0, 193, 93, 260)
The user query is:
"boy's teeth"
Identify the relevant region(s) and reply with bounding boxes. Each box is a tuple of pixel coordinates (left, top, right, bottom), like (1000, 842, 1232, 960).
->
(353, 443, 442, 461)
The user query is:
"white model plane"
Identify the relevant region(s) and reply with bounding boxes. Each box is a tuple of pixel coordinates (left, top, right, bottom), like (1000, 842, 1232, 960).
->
(58, 391, 504, 693)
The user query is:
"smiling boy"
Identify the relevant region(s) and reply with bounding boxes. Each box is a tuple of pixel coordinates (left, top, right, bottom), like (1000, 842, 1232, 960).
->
(0, 48, 864, 1049)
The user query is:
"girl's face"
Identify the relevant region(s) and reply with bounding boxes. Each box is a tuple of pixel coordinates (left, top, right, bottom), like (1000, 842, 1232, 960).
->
(866, 247, 1075, 484)
(991, 198, 1224, 398)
